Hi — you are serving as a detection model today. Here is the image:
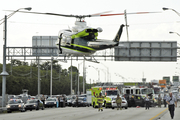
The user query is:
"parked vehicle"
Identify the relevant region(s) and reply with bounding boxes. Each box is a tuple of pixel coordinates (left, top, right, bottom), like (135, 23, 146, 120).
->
(6, 99, 25, 113)
(66, 96, 74, 106)
(24, 99, 44, 111)
(111, 97, 128, 109)
(44, 98, 57, 108)
(72, 97, 89, 107)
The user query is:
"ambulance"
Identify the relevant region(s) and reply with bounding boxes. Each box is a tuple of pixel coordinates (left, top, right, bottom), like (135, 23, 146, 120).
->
(90, 86, 120, 108)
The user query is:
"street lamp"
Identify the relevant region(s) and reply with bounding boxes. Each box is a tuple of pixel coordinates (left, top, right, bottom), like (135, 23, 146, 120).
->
(169, 31, 180, 37)
(162, 7, 180, 17)
(0, 7, 32, 108)
(0, 7, 32, 25)
(88, 65, 100, 83)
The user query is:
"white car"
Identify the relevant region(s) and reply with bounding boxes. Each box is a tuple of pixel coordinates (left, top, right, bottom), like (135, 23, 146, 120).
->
(111, 97, 128, 109)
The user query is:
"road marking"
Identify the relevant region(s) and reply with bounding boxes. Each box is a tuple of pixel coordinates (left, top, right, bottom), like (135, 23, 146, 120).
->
(149, 108, 168, 120)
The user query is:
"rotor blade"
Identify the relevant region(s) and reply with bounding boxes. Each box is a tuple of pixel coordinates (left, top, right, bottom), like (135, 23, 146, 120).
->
(91, 11, 162, 17)
(5, 10, 161, 18)
(91, 11, 112, 16)
(5, 10, 90, 18)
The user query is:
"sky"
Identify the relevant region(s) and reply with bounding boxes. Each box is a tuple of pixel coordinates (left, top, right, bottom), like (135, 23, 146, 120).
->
(0, 0, 180, 83)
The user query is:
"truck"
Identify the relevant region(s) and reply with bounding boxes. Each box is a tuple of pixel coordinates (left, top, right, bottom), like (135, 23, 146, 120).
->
(159, 80, 166, 89)
(151, 80, 159, 85)
(90, 86, 120, 108)
(163, 77, 170, 85)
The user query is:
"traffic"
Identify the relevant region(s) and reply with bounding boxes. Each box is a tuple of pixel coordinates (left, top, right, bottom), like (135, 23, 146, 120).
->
(2, 80, 180, 115)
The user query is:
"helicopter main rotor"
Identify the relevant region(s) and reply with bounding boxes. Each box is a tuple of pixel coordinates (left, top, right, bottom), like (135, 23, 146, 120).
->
(5, 10, 161, 20)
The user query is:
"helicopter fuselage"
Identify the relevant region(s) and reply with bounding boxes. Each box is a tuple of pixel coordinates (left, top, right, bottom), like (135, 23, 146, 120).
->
(56, 21, 124, 56)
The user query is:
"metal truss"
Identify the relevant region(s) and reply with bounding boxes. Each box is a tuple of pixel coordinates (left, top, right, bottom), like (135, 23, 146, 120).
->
(6, 47, 115, 61)
(6, 45, 179, 61)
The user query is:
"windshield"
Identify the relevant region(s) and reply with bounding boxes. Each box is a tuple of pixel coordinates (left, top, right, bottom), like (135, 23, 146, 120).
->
(106, 90, 118, 96)
(154, 88, 161, 94)
(8, 100, 21, 104)
(113, 97, 125, 100)
(67, 97, 71, 100)
(141, 88, 153, 94)
(46, 99, 56, 101)
(78, 97, 85, 101)
(27, 100, 37, 103)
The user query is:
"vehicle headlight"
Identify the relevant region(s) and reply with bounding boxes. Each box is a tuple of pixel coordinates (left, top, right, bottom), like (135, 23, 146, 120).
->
(45, 102, 47, 104)
(54, 102, 56, 104)
(6, 105, 10, 108)
(18, 105, 22, 107)
(34, 104, 36, 107)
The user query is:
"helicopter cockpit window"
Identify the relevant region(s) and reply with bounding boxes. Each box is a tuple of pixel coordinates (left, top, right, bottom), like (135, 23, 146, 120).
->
(61, 34, 71, 46)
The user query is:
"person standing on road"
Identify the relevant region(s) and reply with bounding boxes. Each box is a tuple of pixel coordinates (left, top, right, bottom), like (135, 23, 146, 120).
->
(116, 94, 122, 110)
(96, 93, 105, 111)
(166, 92, 177, 119)
(41, 94, 46, 106)
(163, 94, 167, 107)
(158, 94, 162, 108)
(145, 94, 150, 110)
(76, 95, 79, 107)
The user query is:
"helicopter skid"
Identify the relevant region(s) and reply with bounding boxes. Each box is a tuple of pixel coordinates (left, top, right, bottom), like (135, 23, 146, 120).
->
(60, 47, 96, 56)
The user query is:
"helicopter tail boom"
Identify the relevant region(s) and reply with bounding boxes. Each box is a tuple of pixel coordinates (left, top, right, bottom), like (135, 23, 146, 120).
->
(113, 24, 124, 43)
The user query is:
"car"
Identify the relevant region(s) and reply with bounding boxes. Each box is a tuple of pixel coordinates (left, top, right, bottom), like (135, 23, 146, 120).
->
(66, 96, 74, 106)
(6, 99, 25, 113)
(111, 97, 128, 109)
(44, 98, 57, 108)
(72, 97, 89, 107)
(24, 99, 44, 111)
(124, 94, 145, 107)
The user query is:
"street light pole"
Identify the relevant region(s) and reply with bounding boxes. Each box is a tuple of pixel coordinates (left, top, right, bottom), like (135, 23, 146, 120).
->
(0, 15, 9, 108)
(0, 7, 32, 108)
(162, 7, 180, 17)
(169, 31, 180, 37)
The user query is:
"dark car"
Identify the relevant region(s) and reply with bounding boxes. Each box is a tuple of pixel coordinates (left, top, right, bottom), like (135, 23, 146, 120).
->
(24, 99, 44, 111)
(6, 99, 25, 113)
(124, 94, 145, 107)
(45, 98, 57, 108)
(125, 94, 155, 107)
(72, 97, 89, 107)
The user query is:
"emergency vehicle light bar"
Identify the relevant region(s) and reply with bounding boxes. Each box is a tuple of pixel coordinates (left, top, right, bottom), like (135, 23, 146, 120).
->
(106, 87, 117, 90)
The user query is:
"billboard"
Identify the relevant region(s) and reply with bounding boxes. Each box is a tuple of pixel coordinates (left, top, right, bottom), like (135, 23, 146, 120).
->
(115, 41, 177, 61)
(32, 36, 58, 56)
(173, 76, 179, 82)
(163, 77, 170, 85)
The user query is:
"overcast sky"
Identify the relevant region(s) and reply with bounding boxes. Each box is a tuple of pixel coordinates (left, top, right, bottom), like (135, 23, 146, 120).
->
(0, 0, 180, 83)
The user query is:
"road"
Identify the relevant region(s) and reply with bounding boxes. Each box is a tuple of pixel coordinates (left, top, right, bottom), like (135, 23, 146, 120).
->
(0, 106, 180, 120)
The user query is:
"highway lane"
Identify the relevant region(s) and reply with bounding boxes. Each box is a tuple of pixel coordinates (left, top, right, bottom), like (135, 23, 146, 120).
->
(0, 106, 171, 120)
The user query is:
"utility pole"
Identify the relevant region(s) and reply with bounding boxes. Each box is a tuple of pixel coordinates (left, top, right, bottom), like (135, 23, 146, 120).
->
(71, 55, 73, 95)
(124, 10, 129, 41)
(50, 56, 53, 97)
(83, 58, 85, 94)
(37, 56, 40, 99)
(0, 15, 9, 107)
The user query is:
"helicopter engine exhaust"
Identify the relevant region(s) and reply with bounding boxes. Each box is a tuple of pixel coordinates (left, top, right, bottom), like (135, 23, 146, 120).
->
(85, 29, 98, 33)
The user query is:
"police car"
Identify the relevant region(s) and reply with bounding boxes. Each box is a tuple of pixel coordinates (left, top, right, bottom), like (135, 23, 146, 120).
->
(6, 99, 25, 113)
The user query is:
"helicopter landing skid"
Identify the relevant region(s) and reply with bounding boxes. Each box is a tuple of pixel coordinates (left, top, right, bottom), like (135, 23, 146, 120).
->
(83, 56, 99, 63)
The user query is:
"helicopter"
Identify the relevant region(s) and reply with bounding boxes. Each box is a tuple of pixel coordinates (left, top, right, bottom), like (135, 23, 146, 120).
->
(7, 10, 160, 56)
